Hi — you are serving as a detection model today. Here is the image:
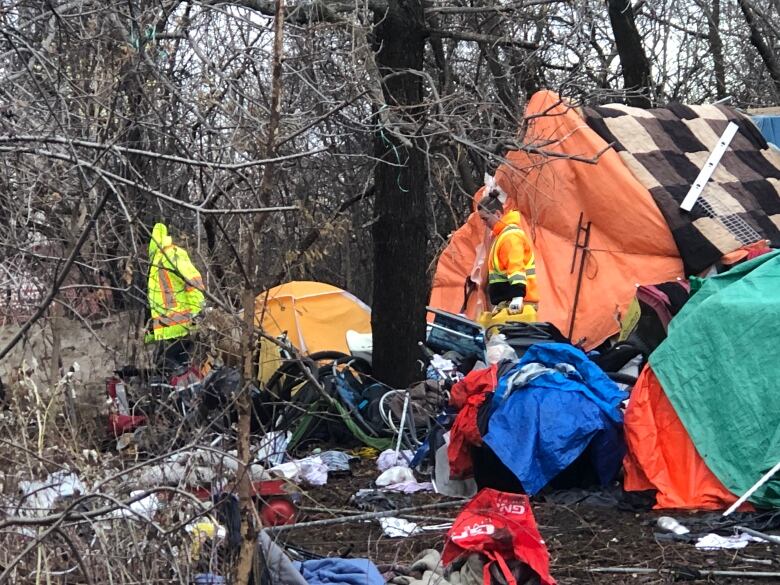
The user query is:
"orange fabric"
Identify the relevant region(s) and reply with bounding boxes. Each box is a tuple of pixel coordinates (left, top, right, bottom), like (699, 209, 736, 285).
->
(255, 281, 371, 355)
(490, 211, 538, 302)
(624, 366, 742, 510)
(430, 90, 684, 347)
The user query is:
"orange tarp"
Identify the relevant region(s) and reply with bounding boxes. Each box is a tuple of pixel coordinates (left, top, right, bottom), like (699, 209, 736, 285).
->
(623, 366, 739, 510)
(430, 90, 684, 347)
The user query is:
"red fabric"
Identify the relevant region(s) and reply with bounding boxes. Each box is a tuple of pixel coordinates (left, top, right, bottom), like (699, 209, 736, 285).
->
(448, 365, 498, 478)
(624, 366, 746, 510)
(442, 489, 555, 585)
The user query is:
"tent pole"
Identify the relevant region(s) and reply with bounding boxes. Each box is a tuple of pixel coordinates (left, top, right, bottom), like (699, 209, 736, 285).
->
(723, 458, 780, 516)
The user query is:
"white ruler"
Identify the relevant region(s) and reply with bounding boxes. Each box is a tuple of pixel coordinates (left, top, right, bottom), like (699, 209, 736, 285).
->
(680, 121, 739, 212)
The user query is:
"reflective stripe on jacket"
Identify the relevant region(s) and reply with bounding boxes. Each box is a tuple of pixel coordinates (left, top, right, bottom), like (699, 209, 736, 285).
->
(487, 210, 538, 302)
(146, 222, 205, 342)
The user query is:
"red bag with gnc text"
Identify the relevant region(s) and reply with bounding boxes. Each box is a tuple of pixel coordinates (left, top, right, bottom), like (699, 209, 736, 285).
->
(442, 489, 555, 585)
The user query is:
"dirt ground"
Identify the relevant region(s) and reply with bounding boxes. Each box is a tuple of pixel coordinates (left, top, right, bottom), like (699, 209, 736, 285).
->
(279, 459, 779, 585)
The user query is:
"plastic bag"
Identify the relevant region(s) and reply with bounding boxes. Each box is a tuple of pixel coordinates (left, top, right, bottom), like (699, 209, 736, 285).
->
(485, 333, 518, 365)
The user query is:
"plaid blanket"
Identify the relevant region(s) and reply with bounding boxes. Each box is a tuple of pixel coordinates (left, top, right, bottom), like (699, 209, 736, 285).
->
(584, 103, 780, 274)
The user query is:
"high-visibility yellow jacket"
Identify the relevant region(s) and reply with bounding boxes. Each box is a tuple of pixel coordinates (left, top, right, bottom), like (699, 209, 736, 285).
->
(146, 223, 205, 343)
(487, 210, 538, 304)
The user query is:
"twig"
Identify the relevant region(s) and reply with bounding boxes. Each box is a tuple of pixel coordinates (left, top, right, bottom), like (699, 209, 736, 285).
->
(0, 135, 327, 169)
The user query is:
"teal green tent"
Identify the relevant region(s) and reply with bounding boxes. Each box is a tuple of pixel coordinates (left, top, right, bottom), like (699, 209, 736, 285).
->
(650, 250, 780, 508)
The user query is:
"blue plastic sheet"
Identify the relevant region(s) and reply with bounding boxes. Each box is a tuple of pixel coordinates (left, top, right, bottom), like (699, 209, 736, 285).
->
(484, 343, 628, 494)
(753, 116, 780, 148)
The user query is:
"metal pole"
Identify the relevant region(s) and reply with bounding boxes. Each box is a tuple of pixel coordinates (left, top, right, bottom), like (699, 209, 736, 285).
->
(723, 458, 780, 517)
(567, 221, 591, 342)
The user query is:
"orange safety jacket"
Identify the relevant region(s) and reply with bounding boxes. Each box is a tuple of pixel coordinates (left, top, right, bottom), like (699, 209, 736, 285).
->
(145, 223, 205, 343)
(487, 210, 538, 303)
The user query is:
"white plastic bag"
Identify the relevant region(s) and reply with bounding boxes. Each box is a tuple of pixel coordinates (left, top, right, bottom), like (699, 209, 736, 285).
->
(376, 466, 415, 487)
(485, 333, 517, 365)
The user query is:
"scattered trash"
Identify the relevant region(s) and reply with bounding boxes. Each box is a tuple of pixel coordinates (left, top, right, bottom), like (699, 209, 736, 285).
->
(318, 450, 355, 472)
(695, 533, 766, 551)
(375, 466, 432, 492)
(187, 518, 226, 559)
(376, 465, 415, 487)
(17, 471, 86, 517)
(377, 449, 414, 472)
(380, 517, 420, 538)
(136, 449, 267, 487)
(485, 333, 517, 365)
(351, 489, 400, 511)
(256, 431, 291, 466)
(657, 516, 690, 535)
(269, 456, 329, 486)
(108, 490, 161, 521)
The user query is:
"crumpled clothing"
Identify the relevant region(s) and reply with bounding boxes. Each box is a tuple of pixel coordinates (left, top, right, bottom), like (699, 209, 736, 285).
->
(389, 550, 483, 585)
(389, 381, 445, 427)
(318, 450, 355, 472)
(448, 365, 498, 479)
(258, 531, 309, 585)
(294, 557, 385, 585)
(499, 362, 578, 398)
(351, 489, 400, 512)
(383, 480, 434, 494)
(269, 456, 328, 486)
(434, 433, 478, 498)
(695, 532, 766, 550)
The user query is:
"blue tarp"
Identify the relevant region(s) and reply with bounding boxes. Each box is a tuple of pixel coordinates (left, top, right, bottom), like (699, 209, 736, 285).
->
(753, 116, 780, 149)
(484, 343, 628, 495)
(294, 558, 384, 585)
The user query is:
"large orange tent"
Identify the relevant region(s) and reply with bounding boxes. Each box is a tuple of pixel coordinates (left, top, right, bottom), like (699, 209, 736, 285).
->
(430, 90, 685, 348)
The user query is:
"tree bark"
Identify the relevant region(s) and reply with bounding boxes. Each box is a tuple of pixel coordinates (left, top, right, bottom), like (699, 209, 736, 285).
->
(371, 0, 429, 388)
(607, 0, 653, 108)
(236, 1, 286, 583)
(707, 0, 727, 99)
(739, 0, 780, 96)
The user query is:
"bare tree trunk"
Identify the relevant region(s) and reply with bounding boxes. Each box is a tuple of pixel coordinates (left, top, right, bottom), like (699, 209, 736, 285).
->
(236, 1, 286, 583)
(739, 0, 780, 96)
(708, 0, 727, 99)
(607, 0, 653, 108)
(371, 0, 429, 388)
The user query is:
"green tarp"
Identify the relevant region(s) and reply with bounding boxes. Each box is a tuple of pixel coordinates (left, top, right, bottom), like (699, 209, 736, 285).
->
(650, 250, 780, 508)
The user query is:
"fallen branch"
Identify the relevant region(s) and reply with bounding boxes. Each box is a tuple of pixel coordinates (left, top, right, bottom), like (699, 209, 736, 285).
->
(264, 499, 466, 533)
(589, 567, 780, 578)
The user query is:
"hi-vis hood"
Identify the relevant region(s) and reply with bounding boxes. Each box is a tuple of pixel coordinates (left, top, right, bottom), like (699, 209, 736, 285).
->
(491, 210, 523, 237)
(149, 222, 172, 258)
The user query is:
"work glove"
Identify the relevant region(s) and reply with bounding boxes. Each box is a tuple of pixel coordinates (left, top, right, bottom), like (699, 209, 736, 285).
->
(508, 297, 524, 314)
